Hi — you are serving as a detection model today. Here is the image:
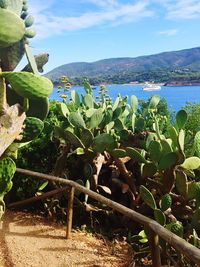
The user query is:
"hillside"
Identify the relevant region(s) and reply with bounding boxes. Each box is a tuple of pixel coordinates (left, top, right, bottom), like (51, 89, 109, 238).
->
(46, 47, 200, 84)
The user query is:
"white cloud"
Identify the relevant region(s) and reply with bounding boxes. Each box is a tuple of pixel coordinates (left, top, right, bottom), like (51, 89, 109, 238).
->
(28, 0, 153, 39)
(157, 0, 200, 19)
(157, 28, 179, 36)
(83, 0, 118, 8)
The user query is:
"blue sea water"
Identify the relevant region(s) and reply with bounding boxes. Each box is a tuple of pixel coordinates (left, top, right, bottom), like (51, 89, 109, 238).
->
(50, 84, 200, 111)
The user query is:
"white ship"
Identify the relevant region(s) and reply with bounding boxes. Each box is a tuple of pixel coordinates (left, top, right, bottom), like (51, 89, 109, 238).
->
(143, 82, 161, 91)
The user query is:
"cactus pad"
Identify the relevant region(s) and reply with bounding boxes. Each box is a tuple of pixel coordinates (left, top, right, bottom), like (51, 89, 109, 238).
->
(176, 109, 187, 130)
(20, 117, 44, 142)
(89, 108, 103, 129)
(160, 194, 172, 212)
(0, 157, 16, 196)
(175, 171, 188, 198)
(194, 131, 200, 157)
(25, 15, 34, 27)
(93, 133, 115, 153)
(2, 72, 53, 99)
(26, 97, 49, 120)
(166, 222, 183, 237)
(0, 39, 26, 71)
(154, 208, 166, 225)
(69, 112, 86, 129)
(140, 185, 157, 210)
(158, 152, 177, 171)
(80, 128, 94, 148)
(111, 149, 127, 158)
(142, 162, 157, 177)
(181, 157, 200, 170)
(126, 147, 147, 164)
(0, 8, 25, 47)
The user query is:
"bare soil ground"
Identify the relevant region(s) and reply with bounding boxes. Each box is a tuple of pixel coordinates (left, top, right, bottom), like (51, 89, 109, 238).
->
(0, 211, 134, 267)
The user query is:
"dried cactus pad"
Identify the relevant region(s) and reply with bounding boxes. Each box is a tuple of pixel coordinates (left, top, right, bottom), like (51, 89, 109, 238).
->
(0, 8, 25, 47)
(2, 72, 53, 99)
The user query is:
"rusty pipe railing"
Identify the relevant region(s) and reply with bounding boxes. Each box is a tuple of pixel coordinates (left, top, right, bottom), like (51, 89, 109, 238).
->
(15, 168, 200, 266)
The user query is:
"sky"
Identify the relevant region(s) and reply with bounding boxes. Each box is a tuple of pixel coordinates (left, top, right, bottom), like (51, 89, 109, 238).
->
(26, 0, 200, 73)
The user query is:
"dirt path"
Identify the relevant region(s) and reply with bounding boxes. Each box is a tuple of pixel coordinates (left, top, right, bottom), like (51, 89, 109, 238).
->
(0, 211, 134, 267)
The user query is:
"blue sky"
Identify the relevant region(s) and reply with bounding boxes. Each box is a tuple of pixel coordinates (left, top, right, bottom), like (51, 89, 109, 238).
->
(27, 0, 200, 73)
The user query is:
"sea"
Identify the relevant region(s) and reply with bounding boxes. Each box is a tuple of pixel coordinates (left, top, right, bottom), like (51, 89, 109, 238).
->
(50, 84, 200, 111)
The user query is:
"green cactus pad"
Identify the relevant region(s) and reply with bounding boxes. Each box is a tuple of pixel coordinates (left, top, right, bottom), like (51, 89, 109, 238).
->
(84, 94, 94, 108)
(181, 157, 200, 170)
(71, 90, 80, 106)
(111, 149, 127, 158)
(80, 128, 94, 148)
(59, 102, 69, 118)
(166, 222, 183, 237)
(24, 28, 36, 38)
(168, 126, 178, 148)
(158, 152, 177, 171)
(178, 129, 185, 152)
(135, 117, 145, 132)
(194, 131, 200, 158)
(26, 97, 49, 120)
(188, 182, 200, 199)
(130, 95, 138, 112)
(89, 108, 103, 129)
(0, 39, 25, 71)
(149, 140, 162, 162)
(142, 162, 157, 177)
(140, 185, 157, 210)
(21, 11, 28, 19)
(25, 15, 34, 27)
(113, 107, 122, 119)
(112, 97, 120, 111)
(93, 133, 116, 153)
(160, 139, 172, 155)
(176, 109, 187, 130)
(64, 130, 84, 149)
(20, 117, 44, 142)
(0, 157, 16, 196)
(0, 9, 25, 47)
(160, 194, 172, 212)
(154, 209, 166, 225)
(2, 72, 53, 99)
(148, 95, 160, 110)
(126, 147, 147, 164)
(175, 171, 188, 198)
(69, 112, 86, 129)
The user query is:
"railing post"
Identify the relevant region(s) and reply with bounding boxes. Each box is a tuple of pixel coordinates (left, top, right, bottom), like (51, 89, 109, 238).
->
(149, 229, 161, 267)
(66, 186, 75, 239)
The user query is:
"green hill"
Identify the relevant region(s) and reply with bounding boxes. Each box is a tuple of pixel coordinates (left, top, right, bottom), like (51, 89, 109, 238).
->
(46, 47, 200, 85)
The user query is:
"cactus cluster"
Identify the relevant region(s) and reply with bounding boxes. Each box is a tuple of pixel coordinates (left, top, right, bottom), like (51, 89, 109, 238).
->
(52, 81, 200, 246)
(0, 0, 52, 219)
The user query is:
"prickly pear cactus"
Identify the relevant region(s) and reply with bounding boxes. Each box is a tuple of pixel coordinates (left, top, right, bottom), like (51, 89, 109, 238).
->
(2, 72, 53, 99)
(0, 8, 25, 47)
(0, 0, 52, 218)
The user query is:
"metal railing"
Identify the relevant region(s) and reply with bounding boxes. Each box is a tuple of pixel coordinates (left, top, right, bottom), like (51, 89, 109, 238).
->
(14, 168, 200, 267)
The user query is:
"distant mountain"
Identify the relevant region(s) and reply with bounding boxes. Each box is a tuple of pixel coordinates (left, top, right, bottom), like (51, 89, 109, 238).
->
(46, 47, 200, 83)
